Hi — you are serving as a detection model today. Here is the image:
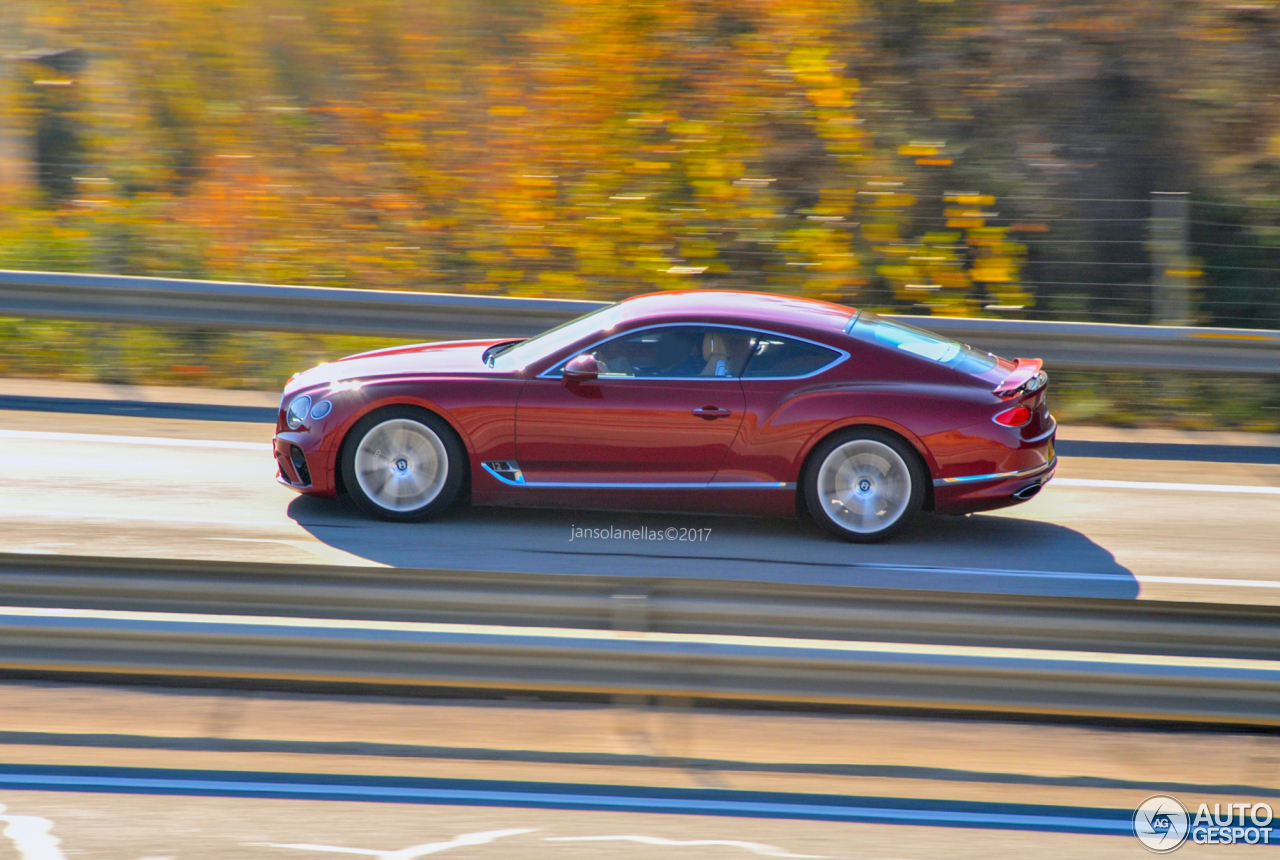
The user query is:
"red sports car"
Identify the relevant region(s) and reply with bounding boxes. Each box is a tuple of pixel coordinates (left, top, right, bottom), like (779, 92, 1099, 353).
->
(274, 291, 1055, 542)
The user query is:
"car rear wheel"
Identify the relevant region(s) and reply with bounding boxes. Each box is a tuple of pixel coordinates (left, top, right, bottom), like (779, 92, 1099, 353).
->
(805, 429, 925, 543)
(341, 408, 465, 521)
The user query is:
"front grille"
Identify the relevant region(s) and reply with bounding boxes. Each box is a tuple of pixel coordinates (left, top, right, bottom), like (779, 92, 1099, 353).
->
(289, 445, 312, 486)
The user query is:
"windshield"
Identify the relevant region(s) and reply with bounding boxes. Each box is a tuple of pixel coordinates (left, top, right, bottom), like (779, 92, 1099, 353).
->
(490, 303, 624, 371)
(847, 312, 998, 374)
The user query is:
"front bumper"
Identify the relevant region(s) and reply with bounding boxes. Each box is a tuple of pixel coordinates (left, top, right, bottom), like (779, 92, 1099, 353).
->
(274, 431, 339, 497)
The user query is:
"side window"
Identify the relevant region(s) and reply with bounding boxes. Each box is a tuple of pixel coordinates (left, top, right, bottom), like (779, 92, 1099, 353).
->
(556, 326, 755, 378)
(742, 334, 842, 378)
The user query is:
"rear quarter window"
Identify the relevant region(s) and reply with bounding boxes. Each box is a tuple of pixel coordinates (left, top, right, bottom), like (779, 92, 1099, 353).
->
(847, 313, 998, 375)
(742, 335, 842, 378)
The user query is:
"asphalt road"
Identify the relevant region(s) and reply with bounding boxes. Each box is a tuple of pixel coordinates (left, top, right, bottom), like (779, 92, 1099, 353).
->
(1, 409, 1278, 605)
(0, 681, 1274, 858)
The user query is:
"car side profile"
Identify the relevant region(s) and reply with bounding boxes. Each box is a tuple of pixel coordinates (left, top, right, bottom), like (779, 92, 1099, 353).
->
(274, 290, 1055, 542)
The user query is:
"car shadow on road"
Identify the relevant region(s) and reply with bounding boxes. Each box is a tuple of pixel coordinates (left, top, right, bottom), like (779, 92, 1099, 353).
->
(288, 495, 1138, 599)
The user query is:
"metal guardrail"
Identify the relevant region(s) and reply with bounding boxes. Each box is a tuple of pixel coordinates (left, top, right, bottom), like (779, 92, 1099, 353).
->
(2, 554, 1278, 725)
(0, 269, 600, 340)
(0, 553, 1276, 658)
(8, 604, 1279, 726)
(1, 269, 1277, 374)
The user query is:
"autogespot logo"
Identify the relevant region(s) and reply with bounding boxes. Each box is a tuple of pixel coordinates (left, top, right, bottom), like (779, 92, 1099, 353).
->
(1134, 795, 1276, 851)
(1134, 795, 1190, 853)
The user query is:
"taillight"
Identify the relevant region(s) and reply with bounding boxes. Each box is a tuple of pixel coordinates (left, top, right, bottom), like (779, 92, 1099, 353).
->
(993, 405, 1032, 427)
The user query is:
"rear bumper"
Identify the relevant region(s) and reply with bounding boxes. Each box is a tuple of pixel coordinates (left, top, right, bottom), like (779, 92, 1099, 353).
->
(932, 455, 1056, 515)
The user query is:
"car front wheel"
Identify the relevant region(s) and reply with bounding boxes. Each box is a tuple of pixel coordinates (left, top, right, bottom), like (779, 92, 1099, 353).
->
(341, 407, 465, 521)
(804, 429, 926, 543)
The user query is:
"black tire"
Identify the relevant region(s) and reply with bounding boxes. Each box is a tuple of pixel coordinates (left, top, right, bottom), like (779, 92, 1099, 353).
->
(340, 406, 467, 521)
(803, 427, 926, 543)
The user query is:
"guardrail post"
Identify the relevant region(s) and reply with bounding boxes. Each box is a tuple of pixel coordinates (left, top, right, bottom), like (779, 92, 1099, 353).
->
(611, 590, 650, 634)
(1150, 191, 1193, 325)
(612, 590, 651, 709)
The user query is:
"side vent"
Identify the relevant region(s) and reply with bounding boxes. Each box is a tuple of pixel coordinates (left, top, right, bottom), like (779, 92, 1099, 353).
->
(289, 446, 312, 486)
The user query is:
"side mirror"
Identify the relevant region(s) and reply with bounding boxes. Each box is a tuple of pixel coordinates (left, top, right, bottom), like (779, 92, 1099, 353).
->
(562, 353, 599, 386)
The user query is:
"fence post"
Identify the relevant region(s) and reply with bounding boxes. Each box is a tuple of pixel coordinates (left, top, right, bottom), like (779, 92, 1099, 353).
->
(1149, 191, 1193, 325)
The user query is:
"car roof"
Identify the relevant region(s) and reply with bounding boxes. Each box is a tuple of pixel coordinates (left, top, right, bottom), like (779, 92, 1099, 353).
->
(616, 290, 857, 332)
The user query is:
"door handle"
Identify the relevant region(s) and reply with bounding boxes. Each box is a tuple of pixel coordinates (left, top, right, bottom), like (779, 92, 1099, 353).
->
(692, 406, 733, 419)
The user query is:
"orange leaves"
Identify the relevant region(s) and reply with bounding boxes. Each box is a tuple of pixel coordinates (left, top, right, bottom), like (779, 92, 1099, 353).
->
(2, 0, 1039, 313)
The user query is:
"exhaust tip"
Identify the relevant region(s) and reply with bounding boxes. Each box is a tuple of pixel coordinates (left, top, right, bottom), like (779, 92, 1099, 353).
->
(1012, 483, 1041, 501)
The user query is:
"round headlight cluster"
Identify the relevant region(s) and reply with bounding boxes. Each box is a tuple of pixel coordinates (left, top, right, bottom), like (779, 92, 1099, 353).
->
(286, 395, 312, 429)
(310, 399, 333, 420)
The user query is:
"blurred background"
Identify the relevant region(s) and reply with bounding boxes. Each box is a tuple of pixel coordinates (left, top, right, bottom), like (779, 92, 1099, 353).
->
(1, 0, 1279, 416)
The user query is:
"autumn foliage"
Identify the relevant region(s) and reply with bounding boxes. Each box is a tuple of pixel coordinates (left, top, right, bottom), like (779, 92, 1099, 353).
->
(1, 0, 1278, 325)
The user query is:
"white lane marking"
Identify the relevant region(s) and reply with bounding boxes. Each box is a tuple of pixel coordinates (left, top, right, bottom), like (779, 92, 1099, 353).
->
(6, 604, 1280, 673)
(0, 508, 289, 528)
(0, 803, 67, 860)
(254, 829, 536, 858)
(1054, 477, 1280, 495)
(0, 428, 271, 451)
(1137, 575, 1280, 589)
(545, 835, 825, 857)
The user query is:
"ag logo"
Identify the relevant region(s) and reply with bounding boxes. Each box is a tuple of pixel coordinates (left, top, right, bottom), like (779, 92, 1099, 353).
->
(1134, 795, 1190, 853)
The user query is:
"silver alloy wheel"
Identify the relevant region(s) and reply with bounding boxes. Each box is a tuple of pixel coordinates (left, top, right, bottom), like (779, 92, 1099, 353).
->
(353, 418, 449, 513)
(816, 439, 913, 534)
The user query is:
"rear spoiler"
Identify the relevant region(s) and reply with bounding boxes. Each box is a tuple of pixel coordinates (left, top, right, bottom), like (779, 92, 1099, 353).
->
(994, 358, 1045, 396)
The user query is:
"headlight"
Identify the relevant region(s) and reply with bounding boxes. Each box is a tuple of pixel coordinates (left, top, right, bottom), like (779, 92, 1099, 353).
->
(286, 395, 312, 429)
(310, 399, 332, 420)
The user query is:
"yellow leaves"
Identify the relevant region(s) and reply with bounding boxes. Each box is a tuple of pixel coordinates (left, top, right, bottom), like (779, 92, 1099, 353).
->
(865, 201, 1027, 315)
(970, 258, 1017, 282)
(964, 226, 1005, 244)
(807, 88, 852, 108)
(511, 245, 551, 259)
(537, 271, 578, 290)
(897, 144, 952, 166)
(687, 157, 729, 179)
(668, 120, 707, 137)
(787, 47, 842, 84)
(878, 264, 916, 279)
(1, 0, 1048, 316)
(679, 238, 719, 260)
(861, 222, 900, 242)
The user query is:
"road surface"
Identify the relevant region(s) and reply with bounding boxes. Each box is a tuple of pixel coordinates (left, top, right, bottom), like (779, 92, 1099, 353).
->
(1, 408, 1277, 605)
(0, 681, 1273, 859)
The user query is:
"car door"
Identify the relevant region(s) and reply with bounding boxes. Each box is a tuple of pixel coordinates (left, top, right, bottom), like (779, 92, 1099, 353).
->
(513, 325, 753, 485)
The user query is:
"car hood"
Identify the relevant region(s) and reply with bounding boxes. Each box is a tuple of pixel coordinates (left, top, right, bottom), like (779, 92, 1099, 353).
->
(284, 339, 512, 395)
